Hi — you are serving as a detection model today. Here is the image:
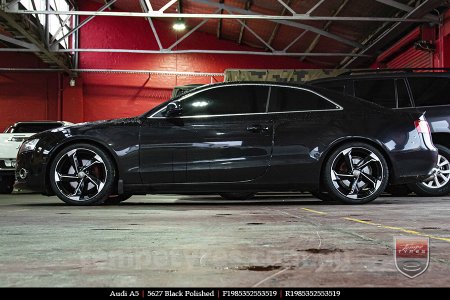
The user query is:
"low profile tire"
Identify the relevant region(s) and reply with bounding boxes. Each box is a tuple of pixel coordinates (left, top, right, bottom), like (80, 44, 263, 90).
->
(323, 143, 389, 204)
(220, 192, 255, 200)
(49, 143, 116, 205)
(385, 184, 411, 197)
(0, 177, 14, 194)
(104, 194, 132, 205)
(408, 144, 450, 197)
(310, 190, 335, 202)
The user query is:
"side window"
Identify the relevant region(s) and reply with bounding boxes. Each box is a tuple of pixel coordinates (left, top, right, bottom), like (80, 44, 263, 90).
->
(180, 85, 269, 116)
(268, 87, 337, 112)
(354, 79, 396, 108)
(396, 79, 412, 108)
(408, 77, 450, 107)
(313, 81, 346, 95)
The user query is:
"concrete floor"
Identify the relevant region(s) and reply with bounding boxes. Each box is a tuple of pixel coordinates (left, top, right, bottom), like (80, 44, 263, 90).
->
(0, 193, 449, 287)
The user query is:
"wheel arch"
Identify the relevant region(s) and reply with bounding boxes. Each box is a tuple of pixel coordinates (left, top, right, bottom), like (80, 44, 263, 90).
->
(318, 137, 394, 190)
(44, 138, 120, 194)
(431, 133, 450, 149)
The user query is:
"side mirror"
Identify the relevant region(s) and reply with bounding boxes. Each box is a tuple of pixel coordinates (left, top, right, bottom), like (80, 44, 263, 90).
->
(164, 102, 182, 117)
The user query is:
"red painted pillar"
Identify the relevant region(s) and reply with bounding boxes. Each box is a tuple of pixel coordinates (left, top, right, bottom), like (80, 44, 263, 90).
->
(62, 77, 84, 123)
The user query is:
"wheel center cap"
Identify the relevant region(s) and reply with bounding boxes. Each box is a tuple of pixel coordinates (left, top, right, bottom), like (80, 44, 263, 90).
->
(353, 170, 361, 177)
(78, 171, 86, 178)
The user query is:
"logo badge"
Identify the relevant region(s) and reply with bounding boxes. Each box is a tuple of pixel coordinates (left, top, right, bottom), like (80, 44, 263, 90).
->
(394, 237, 429, 278)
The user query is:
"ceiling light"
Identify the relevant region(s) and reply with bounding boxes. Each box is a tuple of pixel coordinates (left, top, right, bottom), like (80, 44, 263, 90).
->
(173, 19, 186, 31)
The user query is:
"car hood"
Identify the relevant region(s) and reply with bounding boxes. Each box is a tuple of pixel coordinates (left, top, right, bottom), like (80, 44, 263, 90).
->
(53, 117, 142, 132)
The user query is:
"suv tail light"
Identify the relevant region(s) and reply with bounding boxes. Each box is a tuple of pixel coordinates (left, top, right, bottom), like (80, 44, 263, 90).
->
(415, 118, 431, 134)
(415, 116, 436, 150)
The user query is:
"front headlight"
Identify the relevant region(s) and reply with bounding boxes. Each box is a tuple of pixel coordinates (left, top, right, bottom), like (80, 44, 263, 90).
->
(19, 139, 39, 153)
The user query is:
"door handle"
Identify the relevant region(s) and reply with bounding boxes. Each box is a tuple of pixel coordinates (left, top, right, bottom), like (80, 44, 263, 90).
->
(246, 125, 271, 133)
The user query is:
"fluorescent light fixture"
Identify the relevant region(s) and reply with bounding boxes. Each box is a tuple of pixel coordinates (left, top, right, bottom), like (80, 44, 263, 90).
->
(173, 19, 186, 31)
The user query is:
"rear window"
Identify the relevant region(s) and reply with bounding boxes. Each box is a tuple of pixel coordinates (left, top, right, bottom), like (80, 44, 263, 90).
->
(408, 77, 450, 107)
(10, 123, 62, 133)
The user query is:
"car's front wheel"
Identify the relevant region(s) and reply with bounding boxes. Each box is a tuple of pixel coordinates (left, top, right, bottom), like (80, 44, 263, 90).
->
(323, 143, 389, 204)
(408, 144, 450, 197)
(49, 144, 116, 205)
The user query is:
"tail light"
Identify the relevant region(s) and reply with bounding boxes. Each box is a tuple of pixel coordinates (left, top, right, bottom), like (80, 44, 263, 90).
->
(415, 116, 436, 150)
(415, 118, 431, 135)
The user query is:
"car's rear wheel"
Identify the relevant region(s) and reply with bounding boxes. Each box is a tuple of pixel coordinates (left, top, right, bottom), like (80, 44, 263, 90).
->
(49, 144, 116, 205)
(408, 144, 450, 197)
(323, 143, 389, 204)
(0, 176, 14, 194)
(220, 192, 255, 200)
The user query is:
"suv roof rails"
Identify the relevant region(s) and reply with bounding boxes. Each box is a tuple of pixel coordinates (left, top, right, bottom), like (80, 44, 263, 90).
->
(339, 68, 450, 76)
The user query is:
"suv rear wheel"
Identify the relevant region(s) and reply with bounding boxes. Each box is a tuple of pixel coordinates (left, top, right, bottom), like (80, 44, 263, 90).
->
(409, 144, 450, 197)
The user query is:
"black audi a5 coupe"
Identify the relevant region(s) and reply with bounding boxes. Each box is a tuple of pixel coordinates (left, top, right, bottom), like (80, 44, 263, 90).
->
(15, 82, 438, 205)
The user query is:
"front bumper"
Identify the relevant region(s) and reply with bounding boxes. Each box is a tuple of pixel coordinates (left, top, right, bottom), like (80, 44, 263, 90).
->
(14, 150, 48, 193)
(0, 159, 16, 177)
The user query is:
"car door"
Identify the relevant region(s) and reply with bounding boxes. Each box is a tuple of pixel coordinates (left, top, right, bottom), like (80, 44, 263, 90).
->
(267, 86, 343, 185)
(139, 84, 273, 184)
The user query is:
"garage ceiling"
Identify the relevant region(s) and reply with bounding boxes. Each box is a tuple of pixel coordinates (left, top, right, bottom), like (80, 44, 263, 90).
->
(0, 0, 446, 72)
(89, 0, 444, 67)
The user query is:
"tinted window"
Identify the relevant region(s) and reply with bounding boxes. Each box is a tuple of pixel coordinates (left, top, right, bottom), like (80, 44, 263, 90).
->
(180, 85, 269, 116)
(396, 79, 412, 108)
(268, 87, 337, 112)
(408, 77, 450, 107)
(354, 79, 396, 108)
(313, 81, 345, 94)
(11, 123, 62, 133)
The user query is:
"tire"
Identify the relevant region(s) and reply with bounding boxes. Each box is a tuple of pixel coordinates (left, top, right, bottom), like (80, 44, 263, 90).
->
(104, 194, 132, 205)
(49, 143, 116, 205)
(322, 143, 389, 204)
(385, 184, 411, 197)
(408, 144, 450, 197)
(220, 192, 255, 200)
(0, 176, 14, 194)
(310, 190, 335, 202)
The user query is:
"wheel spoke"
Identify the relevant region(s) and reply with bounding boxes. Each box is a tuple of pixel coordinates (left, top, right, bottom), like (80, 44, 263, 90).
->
(69, 150, 80, 173)
(72, 179, 85, 197)
(356, 154, 377, 170)
(86, 174, 101, 191)
(361, 172, 377, 188)
(332, 171, 354, 181)
(438, 173, 447, 181)
(343, 149, 354, 172)
(81, 156, 103, 171)
(56, 172, 79, 182)
(349, 177, 360, 195)
(437, 156, 448, 167)
(440, 169, 450, 174)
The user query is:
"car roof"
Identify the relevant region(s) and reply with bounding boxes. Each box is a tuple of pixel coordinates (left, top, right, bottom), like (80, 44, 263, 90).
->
(310, 70, 450, 84)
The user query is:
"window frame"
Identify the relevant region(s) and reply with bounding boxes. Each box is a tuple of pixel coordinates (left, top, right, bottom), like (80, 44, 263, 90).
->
(406, 76, 450, 108)
(150, 84, 342, 119)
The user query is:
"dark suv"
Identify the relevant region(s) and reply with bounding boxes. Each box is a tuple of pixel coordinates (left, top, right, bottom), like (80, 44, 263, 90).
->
(310, 69, 450, 196)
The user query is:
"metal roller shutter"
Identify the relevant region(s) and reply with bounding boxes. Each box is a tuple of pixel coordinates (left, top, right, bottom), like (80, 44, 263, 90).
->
(386, 46, 433, 68)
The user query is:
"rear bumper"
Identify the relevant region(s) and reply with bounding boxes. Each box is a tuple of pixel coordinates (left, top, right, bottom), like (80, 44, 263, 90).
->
(390, 147, 438, 184)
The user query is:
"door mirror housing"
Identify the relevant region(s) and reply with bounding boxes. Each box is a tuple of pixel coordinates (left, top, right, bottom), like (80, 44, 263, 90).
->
(164, 102, 182, 117)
